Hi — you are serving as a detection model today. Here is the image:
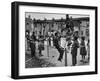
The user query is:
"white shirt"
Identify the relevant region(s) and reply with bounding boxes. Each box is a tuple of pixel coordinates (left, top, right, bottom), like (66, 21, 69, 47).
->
(60, 37, 67, 48)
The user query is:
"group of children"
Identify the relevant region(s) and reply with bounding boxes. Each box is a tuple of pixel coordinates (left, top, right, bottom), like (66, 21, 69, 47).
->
(52, 31, 90, 66)
(26, 31, 45, 57)
(25, 30, 90, 66)
(71, 36, 90, 66)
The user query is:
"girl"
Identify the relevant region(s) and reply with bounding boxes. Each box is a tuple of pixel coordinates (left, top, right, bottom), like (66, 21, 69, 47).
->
(80, 37, 87, 63)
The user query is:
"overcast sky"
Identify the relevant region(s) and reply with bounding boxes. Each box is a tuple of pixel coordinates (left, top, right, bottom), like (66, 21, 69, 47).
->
(25, 12, 89, 20)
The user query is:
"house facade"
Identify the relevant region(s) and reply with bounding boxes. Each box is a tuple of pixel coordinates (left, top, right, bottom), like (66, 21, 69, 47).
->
(25, 15, 89, 39)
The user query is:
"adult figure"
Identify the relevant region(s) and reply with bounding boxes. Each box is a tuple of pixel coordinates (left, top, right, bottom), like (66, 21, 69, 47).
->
(30, 32, 36, 57)
(71, 37, 79, 66)
(87, 39, 90, 62)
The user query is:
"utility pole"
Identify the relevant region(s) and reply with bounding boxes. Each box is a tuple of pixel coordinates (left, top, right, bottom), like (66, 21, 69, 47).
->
(65, 14, 69, 66)
(65, 47, 67, 66)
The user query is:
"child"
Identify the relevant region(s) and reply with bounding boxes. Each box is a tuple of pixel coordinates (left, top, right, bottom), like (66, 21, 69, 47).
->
(80, 37, 87, 63)
(54, 32, 64, 62)
(71, 37, 79, 66)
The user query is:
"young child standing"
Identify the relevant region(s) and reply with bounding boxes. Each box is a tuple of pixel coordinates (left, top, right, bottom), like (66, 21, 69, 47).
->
(80, 37, 87, 63)
(71, 37, 79, 66)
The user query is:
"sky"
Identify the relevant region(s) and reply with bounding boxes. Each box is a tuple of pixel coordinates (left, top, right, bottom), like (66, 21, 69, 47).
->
(25, 12, 89, 20)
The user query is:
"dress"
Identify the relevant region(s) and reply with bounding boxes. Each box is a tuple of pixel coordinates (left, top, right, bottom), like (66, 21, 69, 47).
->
(80, 41, 87, 56)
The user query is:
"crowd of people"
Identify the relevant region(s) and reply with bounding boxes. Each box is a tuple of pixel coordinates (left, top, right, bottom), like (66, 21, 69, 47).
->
(52, 30, 90, 66)
(25, 28, 90, 66)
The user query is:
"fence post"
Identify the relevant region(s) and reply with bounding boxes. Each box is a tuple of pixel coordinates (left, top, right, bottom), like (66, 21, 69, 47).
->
(65, 48, 67, 66)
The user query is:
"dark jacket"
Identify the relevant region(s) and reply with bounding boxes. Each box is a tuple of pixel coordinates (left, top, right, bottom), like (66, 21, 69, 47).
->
(71, 40, 79, 56)
(53, 36, 60, 48)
